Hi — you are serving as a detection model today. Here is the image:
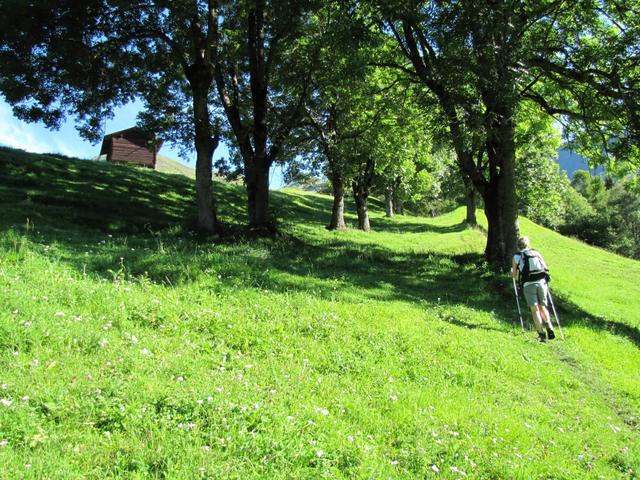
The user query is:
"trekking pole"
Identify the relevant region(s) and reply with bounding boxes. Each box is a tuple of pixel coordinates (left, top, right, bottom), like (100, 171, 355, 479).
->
(546, 288, 565, 340)
(512, 277, 525, 331)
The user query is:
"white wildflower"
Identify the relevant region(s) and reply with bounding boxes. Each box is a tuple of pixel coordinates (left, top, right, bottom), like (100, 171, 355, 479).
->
(99, 338, 108, 348)
(316, 407, 330, 416)
(1, 399, 13, 407)
(140, 348, 151, 356)
(431, 465, 440, 473)
(54, 311, 65, 317)
(450, 466, 466, 476)
(316, 450, 324, 457)
(0, 440, 8, 447)
(390, 395, 398, 401)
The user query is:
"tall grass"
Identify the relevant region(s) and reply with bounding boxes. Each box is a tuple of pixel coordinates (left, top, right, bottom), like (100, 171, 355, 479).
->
(0, 147, 638, 479)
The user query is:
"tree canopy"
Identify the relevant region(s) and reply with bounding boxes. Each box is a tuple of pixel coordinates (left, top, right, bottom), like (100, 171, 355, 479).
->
(1, 0, 638, 266)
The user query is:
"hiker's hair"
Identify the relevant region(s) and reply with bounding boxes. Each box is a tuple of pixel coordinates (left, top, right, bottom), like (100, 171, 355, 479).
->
(517, 236, 530, 250)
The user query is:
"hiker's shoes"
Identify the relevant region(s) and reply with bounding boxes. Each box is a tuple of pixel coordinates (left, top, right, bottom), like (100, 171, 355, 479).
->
(538, 332, 547, 343)
(546, 328, 556, 340)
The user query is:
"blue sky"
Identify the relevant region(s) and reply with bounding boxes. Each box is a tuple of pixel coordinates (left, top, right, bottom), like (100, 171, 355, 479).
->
(0, 98, 284, 187)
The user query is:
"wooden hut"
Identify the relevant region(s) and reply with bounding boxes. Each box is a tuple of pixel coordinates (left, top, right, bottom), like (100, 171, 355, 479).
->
(99, 127, 162, 169)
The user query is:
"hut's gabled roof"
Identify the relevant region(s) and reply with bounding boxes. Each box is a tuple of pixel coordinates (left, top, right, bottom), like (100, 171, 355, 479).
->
(99, 127, 163, 156)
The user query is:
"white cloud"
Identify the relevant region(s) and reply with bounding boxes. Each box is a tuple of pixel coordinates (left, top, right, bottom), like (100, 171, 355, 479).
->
(0, 102, 57, 154)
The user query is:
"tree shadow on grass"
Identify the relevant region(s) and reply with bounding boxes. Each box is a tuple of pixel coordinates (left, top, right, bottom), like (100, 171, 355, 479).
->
(32, 224, 522, 335)
(270, 189, 467, 234)
(0, 147, 197, 234)
(487, 270, 640, 349)
(3, 147, 638, 347)
(545, 293, 640, 349)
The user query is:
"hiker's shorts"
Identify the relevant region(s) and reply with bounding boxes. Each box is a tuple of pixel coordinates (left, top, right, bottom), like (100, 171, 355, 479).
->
(523, 280, 548, 307)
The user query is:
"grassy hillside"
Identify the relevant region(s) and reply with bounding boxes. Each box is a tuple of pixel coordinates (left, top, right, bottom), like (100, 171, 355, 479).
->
(0, 147, 639, 479)
(155, 155, 196, 179)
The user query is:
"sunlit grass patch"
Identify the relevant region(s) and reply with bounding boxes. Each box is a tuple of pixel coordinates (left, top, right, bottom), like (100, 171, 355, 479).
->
(1, 147, 639, 478)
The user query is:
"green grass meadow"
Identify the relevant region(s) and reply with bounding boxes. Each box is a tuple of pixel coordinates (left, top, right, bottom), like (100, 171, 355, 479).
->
(0, 146, 639, 479)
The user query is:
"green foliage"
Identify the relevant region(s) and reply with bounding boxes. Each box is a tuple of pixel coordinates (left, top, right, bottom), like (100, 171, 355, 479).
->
(514, 104, 568, 228)
(559, 190, 611, 248)
(1, 147, 640, 478)
(401, 150, 461, 217)
(521, 0, 640, 169)
(558, 170, 640, 259)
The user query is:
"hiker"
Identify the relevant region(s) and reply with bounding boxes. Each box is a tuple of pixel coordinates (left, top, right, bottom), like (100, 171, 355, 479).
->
(511, 236, 556, 342)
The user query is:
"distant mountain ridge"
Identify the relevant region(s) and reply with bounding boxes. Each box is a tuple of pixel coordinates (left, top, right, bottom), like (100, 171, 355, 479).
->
(556, 148, 605, 179)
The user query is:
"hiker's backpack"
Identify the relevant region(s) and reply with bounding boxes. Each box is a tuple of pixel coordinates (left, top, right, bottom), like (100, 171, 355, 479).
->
(517, 249, 549, 287)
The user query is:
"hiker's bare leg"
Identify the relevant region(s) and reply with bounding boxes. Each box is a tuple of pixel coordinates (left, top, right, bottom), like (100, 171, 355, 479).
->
(530, 306, 543, 333)
(540, 305, 554, 330)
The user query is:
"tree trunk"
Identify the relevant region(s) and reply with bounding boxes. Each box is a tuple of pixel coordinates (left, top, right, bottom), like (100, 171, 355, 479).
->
(463, 176, 477, 226)
(245, 160, 271, 231)
(393, 176, 404, 215)
(328, 171, 347, 230)
(189, 73, 219, 235)
(385, 187, 394, 217)
(352, 157, 374, 232)
(352, 180, 371, 232)
(482, 106, 519, 266)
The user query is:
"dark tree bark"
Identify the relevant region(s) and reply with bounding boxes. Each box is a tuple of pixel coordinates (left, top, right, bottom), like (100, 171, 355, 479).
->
(215, 0, 310, 233)
(306, 102, 349, 231)
(191, 84, 219, 234)
(389, 15, 521, 266)
(245, 0, 272, 230)
(184, 3, 221, 235)
(215, 3, 274, 232)
(328, 169, 347, 230)
(352, 156, 375, 231)
(463, 176, 477, 226)
(352, 181, 371, 231)
(385, 187, 394, 217)
(393, 176, 404, 215)
(481, 99, 518, 264)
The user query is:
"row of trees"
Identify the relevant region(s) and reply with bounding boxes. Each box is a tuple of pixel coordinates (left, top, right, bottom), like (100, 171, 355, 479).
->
(560, 171, 640, 259)
(1, 0, 638, 267)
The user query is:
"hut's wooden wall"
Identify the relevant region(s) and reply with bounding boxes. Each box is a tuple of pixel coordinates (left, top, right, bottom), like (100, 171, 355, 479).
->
(110, 135, 155, 168)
